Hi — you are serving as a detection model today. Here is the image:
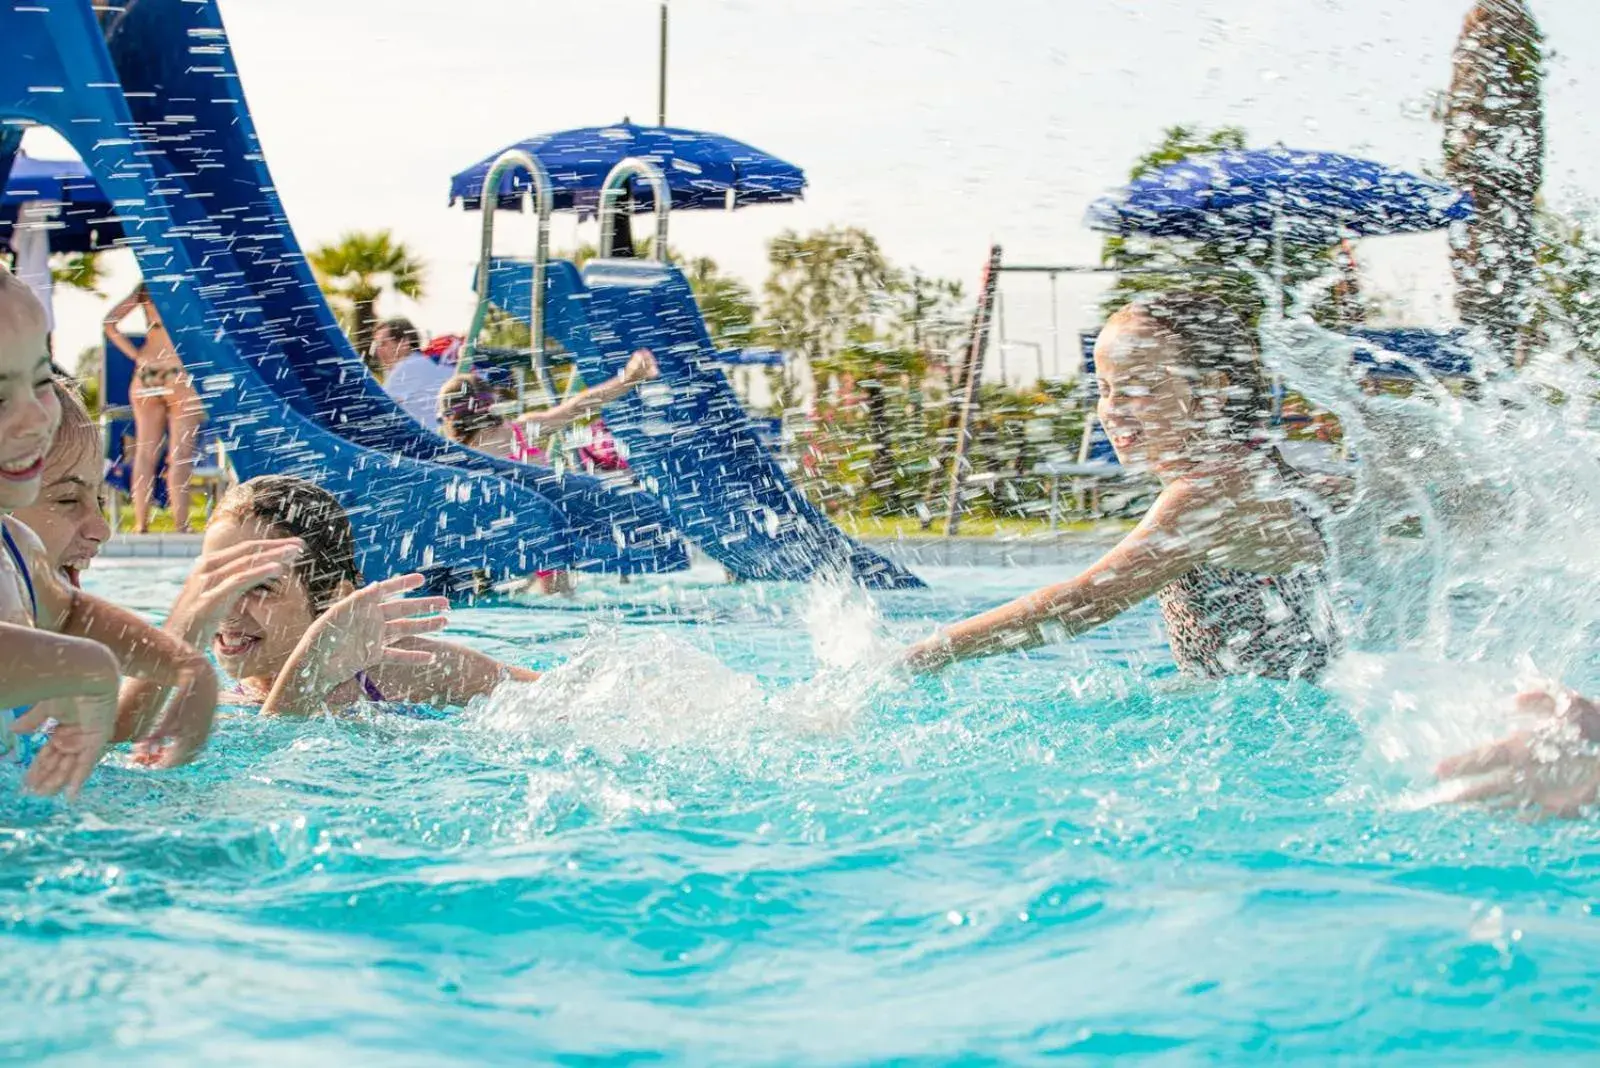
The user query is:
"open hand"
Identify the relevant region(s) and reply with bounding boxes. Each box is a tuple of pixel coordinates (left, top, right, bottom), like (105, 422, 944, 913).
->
(131, 659, 221, 769)
(294, 574, 449, 697)
(166, 537, 304, 648)
(1436, 689, 1600, 818)
(15, 690, 116, 799)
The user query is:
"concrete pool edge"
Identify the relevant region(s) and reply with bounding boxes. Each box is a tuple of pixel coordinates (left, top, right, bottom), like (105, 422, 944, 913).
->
(97, 529, 1128, 568)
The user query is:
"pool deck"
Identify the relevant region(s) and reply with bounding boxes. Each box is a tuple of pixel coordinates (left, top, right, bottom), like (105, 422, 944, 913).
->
(97, 529, 1122, 568)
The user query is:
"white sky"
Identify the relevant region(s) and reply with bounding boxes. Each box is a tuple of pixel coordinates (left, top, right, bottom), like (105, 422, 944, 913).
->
(23, 0, 1600, 381)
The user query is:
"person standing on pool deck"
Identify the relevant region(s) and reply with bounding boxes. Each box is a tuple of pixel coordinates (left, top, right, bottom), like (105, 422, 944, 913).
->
(104, 283, 206, 534)
(905, 291, 1343, 681)
(372, 317, 454, 431)
(185, 475, 538, 715)
(0, 273, 219, 794)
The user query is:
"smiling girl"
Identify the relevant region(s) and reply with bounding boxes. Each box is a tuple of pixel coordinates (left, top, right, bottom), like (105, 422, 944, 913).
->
(175, 475, 537, 716)
(905, 291, 1343, 681)
(0, 273, 218, 795)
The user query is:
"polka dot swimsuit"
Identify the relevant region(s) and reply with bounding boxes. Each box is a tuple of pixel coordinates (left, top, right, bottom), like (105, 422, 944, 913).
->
(1156, 512, 1340, 681)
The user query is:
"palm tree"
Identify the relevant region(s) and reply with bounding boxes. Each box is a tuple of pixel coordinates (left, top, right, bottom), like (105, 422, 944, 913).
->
(308, 230, 426, 359)
(1442, 0, 1544, 366)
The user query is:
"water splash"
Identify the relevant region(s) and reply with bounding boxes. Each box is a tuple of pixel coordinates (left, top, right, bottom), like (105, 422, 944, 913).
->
(467, 578, 904, 764)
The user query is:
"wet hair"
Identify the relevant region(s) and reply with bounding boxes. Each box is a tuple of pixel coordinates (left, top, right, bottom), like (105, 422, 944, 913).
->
(1113, 291, 1273, 442)
(376, 317, 419, 351)
(216, 475, 361, 613)
(46, 377, 100, 475)
(437, 372, 504, 444)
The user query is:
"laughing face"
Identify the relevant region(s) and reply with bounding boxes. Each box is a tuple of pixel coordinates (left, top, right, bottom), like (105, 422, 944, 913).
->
(0, 285, 59, 512)
(12, 422, 111, 587)
(1094, 312, 1223, 478)
(202, 513, 323, 684)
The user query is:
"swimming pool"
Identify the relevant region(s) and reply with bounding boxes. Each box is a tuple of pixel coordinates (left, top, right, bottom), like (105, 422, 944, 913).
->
(4, 555, 1598, 1064)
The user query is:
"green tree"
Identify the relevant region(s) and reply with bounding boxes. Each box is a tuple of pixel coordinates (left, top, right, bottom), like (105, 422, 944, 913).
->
(764, 227, 907, 500)
(50, 251, 106, 296)
(764, 226, 900, 399)
(308, 229, 426, 359)
(1529, 203, 1600, 363)
(1442, 0, 1544, 366)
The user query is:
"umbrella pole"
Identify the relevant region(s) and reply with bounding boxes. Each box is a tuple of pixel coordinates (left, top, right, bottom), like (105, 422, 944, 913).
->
(657, 1, 669, 127)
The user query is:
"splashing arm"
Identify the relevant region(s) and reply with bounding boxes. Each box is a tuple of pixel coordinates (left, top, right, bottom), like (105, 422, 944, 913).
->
(904, 483, 1212, 671)
(380, 637, 539, 706)
(518, 349, 658, 434)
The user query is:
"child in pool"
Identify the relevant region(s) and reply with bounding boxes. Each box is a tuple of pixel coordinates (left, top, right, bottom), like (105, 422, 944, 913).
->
(436, 347, 659, 596)
(182, 475, 538, 715)
(0, 275, 218, 795)
(905, 291, 1344, 681)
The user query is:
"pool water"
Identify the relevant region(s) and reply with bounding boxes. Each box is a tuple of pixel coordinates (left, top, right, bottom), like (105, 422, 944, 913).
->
(5, 555, 1600, 1065)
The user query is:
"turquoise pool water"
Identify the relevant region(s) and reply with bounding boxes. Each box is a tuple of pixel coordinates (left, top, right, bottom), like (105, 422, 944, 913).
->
(5, 555, 1600, 1065)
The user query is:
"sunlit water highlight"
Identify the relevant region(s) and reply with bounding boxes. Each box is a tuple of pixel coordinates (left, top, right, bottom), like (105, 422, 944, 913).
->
(2, 555, 1598, 1064)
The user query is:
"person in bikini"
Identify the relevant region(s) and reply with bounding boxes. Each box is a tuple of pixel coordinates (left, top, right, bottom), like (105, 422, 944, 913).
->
(905, 291, 1344, 681)
(104, 283, 205, 533)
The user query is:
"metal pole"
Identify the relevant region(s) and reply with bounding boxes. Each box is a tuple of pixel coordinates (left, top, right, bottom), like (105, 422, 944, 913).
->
(657, 1, 669, 127)
(1049, 270, 1060, 379)
(996, 290, 1008, 386)
(599, 157, 671, 260)
(465, 149, 554, 402)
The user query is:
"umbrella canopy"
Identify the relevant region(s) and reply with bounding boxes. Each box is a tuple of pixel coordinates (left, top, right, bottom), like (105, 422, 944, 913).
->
(2, 151, 107, 205)
(1085, 147, 1473, 245)
(1, 152, 123, 252)
(449, 122, 806, 214)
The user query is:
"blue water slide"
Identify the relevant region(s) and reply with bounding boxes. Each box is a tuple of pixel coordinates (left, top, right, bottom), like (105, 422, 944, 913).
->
(488, 256, 923, 588)
(1, 1, 571, 590)
(97, 0, 687, 576)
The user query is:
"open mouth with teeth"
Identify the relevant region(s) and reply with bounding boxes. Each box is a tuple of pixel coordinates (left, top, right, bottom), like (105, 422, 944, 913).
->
(0, 454, 44, 482)
(214, 629, 262, 659)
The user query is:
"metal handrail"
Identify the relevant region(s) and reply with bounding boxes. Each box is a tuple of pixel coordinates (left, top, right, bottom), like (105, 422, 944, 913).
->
(597, 157, 670, 261)
(465, 149, 554, 401)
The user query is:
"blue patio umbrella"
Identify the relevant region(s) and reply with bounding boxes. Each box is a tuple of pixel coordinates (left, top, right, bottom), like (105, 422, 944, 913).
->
(449, 121, 806, 214)
(1084, 147, 1472, 245)
(1, 151, 123, 252)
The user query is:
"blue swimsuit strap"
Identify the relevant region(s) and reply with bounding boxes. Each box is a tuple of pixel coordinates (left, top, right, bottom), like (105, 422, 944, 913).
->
(1, 523, 36, 620)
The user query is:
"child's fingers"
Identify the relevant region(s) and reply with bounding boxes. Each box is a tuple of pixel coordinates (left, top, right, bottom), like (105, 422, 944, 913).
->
(384, 616, 448, 639)
(380, 596, 449, 620)
(365, 574, 426, 600)
(198, 560, 292, 611)
(1513, 691, 1559, 718)
(381, 647, 437, 665)
(199, 538, 303, 572)
(1437, 736, 1524, 780)
(1444, 769, 1518, 805)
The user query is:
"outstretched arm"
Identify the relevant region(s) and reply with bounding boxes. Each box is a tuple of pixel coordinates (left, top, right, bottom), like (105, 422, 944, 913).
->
(103, 287, 144, 363)
(904, 483, 1212, 671)
(383, 637, 539, 707)
(519, 349, 658, 434)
